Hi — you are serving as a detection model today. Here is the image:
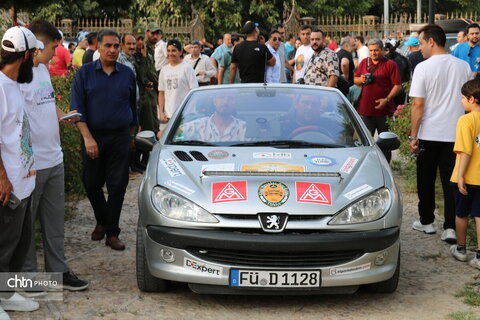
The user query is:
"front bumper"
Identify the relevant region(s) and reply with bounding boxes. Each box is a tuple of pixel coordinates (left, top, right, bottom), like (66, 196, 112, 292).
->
(144, 226, 400, 290)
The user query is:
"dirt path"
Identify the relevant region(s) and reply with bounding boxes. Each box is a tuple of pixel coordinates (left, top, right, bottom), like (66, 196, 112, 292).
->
(11, 175, 480, 320)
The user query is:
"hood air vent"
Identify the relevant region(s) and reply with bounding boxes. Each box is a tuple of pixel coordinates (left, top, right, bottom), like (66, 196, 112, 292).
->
(190, 151, 208, 161)
(174, 151, 193, 161)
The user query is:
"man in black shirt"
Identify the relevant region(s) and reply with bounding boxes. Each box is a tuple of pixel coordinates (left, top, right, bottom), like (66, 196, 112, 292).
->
(336, 36, 355, 86)
(230, 21, 275, 83)
(405, 36, 424, 73)
(82, 32, 97, 65)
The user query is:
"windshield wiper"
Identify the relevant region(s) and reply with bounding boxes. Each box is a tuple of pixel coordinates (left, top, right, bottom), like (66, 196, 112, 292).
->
(169, 140, 217, 146)
(231, 140, 345, 148)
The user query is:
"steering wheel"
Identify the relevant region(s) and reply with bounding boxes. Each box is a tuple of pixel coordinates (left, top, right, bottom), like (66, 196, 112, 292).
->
(288, 125, 333, 141)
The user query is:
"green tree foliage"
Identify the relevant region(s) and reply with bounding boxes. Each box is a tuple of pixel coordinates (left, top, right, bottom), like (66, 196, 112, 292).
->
(31, 0, 133, 21)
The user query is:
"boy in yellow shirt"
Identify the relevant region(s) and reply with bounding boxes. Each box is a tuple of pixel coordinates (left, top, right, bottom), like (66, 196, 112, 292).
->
(450, 78, 480, 269)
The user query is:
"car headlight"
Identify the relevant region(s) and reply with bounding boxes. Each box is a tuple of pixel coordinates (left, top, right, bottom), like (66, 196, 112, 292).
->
(151, 186, 218, 223)
(329, 188, 391, 225)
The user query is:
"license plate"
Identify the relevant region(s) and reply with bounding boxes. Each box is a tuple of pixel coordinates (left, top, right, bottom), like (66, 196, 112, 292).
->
(230, 269, 321, 288)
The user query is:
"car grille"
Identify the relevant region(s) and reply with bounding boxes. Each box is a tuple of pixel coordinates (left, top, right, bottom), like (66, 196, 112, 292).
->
(187, 248, 364, 267)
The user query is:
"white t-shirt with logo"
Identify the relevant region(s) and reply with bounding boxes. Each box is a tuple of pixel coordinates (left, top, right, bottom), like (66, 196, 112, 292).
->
(20, 64, 63, 170)
(158, 61, 198, 119)
(409, 54, 472, 142)
(0, 71, 36, 200)
(294, 44, 314, 80)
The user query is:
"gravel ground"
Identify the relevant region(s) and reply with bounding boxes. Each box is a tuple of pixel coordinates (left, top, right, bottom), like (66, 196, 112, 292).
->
(9, 174, 480, 320)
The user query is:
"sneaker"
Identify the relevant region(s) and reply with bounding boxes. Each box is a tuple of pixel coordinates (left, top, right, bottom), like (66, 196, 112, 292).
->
(16, 283, 47, 298)
(450, 245, 467, 262)
(0, 306, 10, 320)
(412, 220, 436, 234)
(441, 228, 457, 244)
(0, 293, 39, 312)
(62, 272, 89, 291)
(469, 257, 480, 270)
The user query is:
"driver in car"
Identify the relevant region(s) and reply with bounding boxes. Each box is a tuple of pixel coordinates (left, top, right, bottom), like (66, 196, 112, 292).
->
(281, 94, 342, 139)
(180, 94, 247, 142)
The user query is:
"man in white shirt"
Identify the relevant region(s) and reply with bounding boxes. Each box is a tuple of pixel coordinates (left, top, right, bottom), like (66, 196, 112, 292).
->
(409, 24, 472, 242)
(153, 31, 167, 73)
(19, 20, 89, 294)
(355, 35, 369, 65)
(266, 30, 282, 83)
(158, 39, 199, 136)
(293, 25, 314, 83)
(184, 40, 216, 86)
(0, 26, 41, 319)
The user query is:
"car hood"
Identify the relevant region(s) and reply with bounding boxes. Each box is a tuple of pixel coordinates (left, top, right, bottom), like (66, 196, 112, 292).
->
(155, 146, 385, 215)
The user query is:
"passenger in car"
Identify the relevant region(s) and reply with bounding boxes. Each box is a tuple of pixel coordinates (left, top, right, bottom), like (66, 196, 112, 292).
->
(179, 94, 246, 142)
(281, 94, 343, 140)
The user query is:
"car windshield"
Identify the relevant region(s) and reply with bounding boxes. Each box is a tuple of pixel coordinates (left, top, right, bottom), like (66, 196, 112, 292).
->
(167, 87, 367, 148)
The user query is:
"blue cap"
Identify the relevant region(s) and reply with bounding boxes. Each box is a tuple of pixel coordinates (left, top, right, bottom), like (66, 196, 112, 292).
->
(404, 37, 419, 46)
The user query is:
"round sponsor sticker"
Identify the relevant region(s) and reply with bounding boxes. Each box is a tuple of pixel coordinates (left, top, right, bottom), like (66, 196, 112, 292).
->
(258, 181, 289, 207)
(208, 150, 229, 160)
(307, 156, 336, 167)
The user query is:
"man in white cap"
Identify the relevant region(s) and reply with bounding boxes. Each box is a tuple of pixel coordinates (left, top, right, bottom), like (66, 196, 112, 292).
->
(0, 26, 42, 320)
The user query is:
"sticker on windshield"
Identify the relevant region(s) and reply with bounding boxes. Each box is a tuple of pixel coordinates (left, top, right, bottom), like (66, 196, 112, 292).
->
(201, 163, 235, 175)
(343, 184, 373, 200)
(258, 181, 290, 207)
(296, 182, 332, 205)
(241, 162, 305, 172)
(160, 158, 185, 177)
(164, 180, 195, 196)
(184, 258, 223, 278)
(307, 156, 336, 167)
(253, 152, 292, 159)
(208, 150, 229, 160)
(212, 181, 247, 203)
(329, 263, 371, 276)
(340, 157, 358, 174)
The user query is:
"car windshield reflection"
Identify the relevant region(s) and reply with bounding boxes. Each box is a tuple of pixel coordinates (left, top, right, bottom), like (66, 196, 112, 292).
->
(167, 87, 367, 148)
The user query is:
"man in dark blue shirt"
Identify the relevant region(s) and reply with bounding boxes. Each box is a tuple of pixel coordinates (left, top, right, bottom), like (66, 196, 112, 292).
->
(71, 29, 136, 250)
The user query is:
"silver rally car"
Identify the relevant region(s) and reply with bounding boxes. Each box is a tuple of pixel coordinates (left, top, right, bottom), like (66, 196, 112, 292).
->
(136, 84, 402, 295)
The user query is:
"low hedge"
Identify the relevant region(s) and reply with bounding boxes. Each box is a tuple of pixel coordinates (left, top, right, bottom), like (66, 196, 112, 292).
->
(51, 68, 86, 199)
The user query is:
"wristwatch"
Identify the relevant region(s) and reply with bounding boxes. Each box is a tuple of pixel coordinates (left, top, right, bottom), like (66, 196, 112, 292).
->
(385, 97, 391, 102)
(408, 136, 418, 141)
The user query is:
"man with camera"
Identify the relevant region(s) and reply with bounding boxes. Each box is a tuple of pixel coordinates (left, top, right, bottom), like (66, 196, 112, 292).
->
(353, 38, 401, 161)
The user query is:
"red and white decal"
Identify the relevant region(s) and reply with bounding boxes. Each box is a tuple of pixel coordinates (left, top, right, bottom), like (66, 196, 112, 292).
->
(295, 182, 332, 205)
(212, 181, 247, 203)
(340, 157, 358, 174)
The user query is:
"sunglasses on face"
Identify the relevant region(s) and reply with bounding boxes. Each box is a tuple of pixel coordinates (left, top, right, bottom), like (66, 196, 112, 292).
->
(271, 37, 281, 41)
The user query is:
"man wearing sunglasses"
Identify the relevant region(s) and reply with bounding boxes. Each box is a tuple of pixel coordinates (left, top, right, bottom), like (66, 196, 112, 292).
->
(266, 30, 282, 83)
(453, 23, 480, 78)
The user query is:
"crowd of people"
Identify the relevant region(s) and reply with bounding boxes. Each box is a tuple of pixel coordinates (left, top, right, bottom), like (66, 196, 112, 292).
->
(0, 17, 480, 319)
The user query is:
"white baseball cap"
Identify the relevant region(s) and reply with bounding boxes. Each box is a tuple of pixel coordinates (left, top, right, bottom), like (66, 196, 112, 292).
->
(1, 26, 44, 52)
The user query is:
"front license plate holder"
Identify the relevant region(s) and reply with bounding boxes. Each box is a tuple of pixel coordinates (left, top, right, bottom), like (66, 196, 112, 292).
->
(229, 269, 321, 288)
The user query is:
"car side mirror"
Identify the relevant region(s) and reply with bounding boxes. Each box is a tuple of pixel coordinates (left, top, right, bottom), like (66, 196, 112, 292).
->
(135, 130, 157, 152)
(375, 132, 400, 151)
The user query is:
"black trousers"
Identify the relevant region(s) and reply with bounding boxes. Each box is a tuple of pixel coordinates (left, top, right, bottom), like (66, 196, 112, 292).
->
(0, 197, 32, 298)
(416, 139, 456, 230)
(360, 115, 391, 162)
(82, 128, 131, 237)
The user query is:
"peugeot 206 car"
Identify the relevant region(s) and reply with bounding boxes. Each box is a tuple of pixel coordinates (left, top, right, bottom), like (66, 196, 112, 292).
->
(136, 84, 402, 295)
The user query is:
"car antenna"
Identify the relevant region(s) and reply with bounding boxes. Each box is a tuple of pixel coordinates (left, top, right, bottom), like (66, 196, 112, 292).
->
(263, 51, 267, 86)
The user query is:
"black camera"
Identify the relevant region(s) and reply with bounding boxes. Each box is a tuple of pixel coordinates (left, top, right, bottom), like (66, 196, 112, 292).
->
(363, 73, 375, 85)
(296, 78, 305, 84)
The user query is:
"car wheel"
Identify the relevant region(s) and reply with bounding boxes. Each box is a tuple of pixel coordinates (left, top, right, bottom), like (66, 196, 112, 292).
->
(365, 251, 400, 294)
(136, 221, 169, 292)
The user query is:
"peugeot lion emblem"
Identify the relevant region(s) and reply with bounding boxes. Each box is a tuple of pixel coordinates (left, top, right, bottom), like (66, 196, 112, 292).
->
(258, 213, 288, 233)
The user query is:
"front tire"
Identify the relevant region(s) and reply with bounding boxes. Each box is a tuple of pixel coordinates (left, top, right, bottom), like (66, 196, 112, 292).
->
(136, 221, 169, 292)
(365, 251, 400, 293)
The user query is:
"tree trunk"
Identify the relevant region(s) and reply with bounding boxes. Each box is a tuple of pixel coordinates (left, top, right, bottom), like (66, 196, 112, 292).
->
(11, 4, 17, 24)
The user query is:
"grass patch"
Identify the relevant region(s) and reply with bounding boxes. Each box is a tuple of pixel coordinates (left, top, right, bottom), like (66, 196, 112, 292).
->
(447, 311, 479, 320)
(391, 159, 417, 193)
(456, 278, 480, 306)
(420, 252, 443, 261)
